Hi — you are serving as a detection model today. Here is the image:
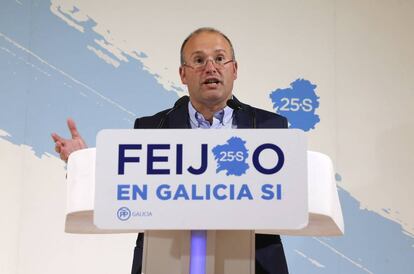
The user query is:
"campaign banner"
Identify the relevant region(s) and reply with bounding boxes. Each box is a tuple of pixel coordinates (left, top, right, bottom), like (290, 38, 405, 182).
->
(94, 129, 308, 230)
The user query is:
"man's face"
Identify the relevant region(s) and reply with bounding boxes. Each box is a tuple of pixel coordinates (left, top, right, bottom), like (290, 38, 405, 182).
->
(179, 31, 238, 108)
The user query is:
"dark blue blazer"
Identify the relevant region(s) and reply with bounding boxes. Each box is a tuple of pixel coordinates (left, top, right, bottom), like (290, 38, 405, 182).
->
(131, 97, 289, 274)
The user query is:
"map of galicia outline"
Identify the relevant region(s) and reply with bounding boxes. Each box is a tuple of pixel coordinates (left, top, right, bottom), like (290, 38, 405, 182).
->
(212, 137, 249, 176)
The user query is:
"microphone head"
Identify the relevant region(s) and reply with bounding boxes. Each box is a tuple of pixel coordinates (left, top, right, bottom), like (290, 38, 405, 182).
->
(174, 95, 190, 107)
(158, 95, 190, 128)
(226, 98, 243, 110)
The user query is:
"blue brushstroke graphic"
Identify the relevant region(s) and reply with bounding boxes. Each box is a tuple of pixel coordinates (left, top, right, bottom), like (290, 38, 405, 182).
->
(0, 0, 178, 156)
(283, 187, 414, 273)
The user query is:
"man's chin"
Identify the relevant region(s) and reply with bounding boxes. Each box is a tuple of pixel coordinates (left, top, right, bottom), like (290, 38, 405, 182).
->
(199, 91, 230, 106)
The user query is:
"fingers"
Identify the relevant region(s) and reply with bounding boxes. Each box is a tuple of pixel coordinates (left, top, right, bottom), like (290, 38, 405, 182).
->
(56, 141, 70, 161)
(55, 141, 62, 153)
(52, 133, 68, 160)
(67, 118, 80, 139)
(51, 133, 64, 154)
(51, 118, 86, 162)
(51, 132, 63, 143)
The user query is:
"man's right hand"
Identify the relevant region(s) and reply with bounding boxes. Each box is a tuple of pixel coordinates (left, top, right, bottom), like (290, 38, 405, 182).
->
(51, 118, 87, 162)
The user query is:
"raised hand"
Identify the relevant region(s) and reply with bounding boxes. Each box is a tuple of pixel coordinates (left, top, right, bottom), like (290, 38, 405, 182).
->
(51, 118, 87, 162)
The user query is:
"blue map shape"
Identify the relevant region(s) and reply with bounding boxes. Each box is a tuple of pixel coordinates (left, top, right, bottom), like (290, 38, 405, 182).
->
(212, 137, 249, 176)
(269, 78, 320, 131)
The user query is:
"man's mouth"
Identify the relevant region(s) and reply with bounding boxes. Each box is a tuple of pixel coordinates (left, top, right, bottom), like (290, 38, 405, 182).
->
(203, 78, 221, 86)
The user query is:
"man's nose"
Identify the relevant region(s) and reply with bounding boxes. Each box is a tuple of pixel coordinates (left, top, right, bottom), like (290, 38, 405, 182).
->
(204, 59, 217, 73)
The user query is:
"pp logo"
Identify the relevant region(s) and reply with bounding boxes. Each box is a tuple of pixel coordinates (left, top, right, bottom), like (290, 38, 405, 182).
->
(117, 207, 131, 221)
(269, 78, 320, 131)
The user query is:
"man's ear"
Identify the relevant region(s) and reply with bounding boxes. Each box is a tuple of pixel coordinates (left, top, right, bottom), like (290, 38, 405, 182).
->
(179, 66, 187, 84)
(233, 61, 238, 80)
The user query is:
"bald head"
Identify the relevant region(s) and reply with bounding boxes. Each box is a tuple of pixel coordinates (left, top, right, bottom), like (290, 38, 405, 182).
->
(180, 27, 235, 65)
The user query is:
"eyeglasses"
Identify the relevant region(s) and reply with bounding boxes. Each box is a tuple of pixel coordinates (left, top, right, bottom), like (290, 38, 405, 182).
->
(182, 55, 234, 70)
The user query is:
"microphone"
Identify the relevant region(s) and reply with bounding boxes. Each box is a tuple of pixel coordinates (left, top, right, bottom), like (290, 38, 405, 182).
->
(157, 95, 189, 128)
(174, 95, 190, 108)
(226, 98, 243, 110)
(226, 98, 256, 128)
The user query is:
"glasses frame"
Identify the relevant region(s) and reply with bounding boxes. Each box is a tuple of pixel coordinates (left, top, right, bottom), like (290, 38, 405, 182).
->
(182, 58, 234, 71)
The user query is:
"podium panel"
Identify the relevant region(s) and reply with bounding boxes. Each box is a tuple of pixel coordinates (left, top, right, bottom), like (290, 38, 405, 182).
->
(64, 129, 344, 274)
(65, 148, 343, 236)
(94, 129, 308, 231)
(143, 230, 254, 274)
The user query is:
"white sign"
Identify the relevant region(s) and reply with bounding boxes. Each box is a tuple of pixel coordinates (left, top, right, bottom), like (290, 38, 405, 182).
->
(94, 129, 308, 230)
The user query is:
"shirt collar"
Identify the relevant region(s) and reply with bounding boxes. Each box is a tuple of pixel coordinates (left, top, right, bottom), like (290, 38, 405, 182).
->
(188, 101, 234, 129)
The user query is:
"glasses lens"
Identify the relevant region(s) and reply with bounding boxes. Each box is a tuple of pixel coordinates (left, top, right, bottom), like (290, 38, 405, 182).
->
(187, 56, 232, 69)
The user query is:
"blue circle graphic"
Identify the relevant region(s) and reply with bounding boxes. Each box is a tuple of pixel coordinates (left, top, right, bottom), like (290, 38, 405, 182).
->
(117, 207, 131, 221)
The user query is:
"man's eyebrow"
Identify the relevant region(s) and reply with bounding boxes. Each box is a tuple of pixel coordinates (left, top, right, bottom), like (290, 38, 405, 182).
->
(190, 51, 205, 57)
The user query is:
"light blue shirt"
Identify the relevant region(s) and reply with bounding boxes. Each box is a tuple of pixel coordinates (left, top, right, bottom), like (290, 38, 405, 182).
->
(188, 101, 235, 129)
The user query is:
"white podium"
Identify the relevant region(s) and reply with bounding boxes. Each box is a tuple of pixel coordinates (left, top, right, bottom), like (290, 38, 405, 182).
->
(65, 147, 343, 274)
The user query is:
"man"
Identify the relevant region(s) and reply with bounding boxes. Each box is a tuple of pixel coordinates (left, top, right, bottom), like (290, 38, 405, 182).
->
(52, 27, 289, 274)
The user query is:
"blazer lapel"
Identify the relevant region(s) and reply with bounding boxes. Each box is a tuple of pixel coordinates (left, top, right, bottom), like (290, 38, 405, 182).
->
(166, 102, 191, 129)
(232, 96, 253, 129)
(234, 108, 251, 128)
